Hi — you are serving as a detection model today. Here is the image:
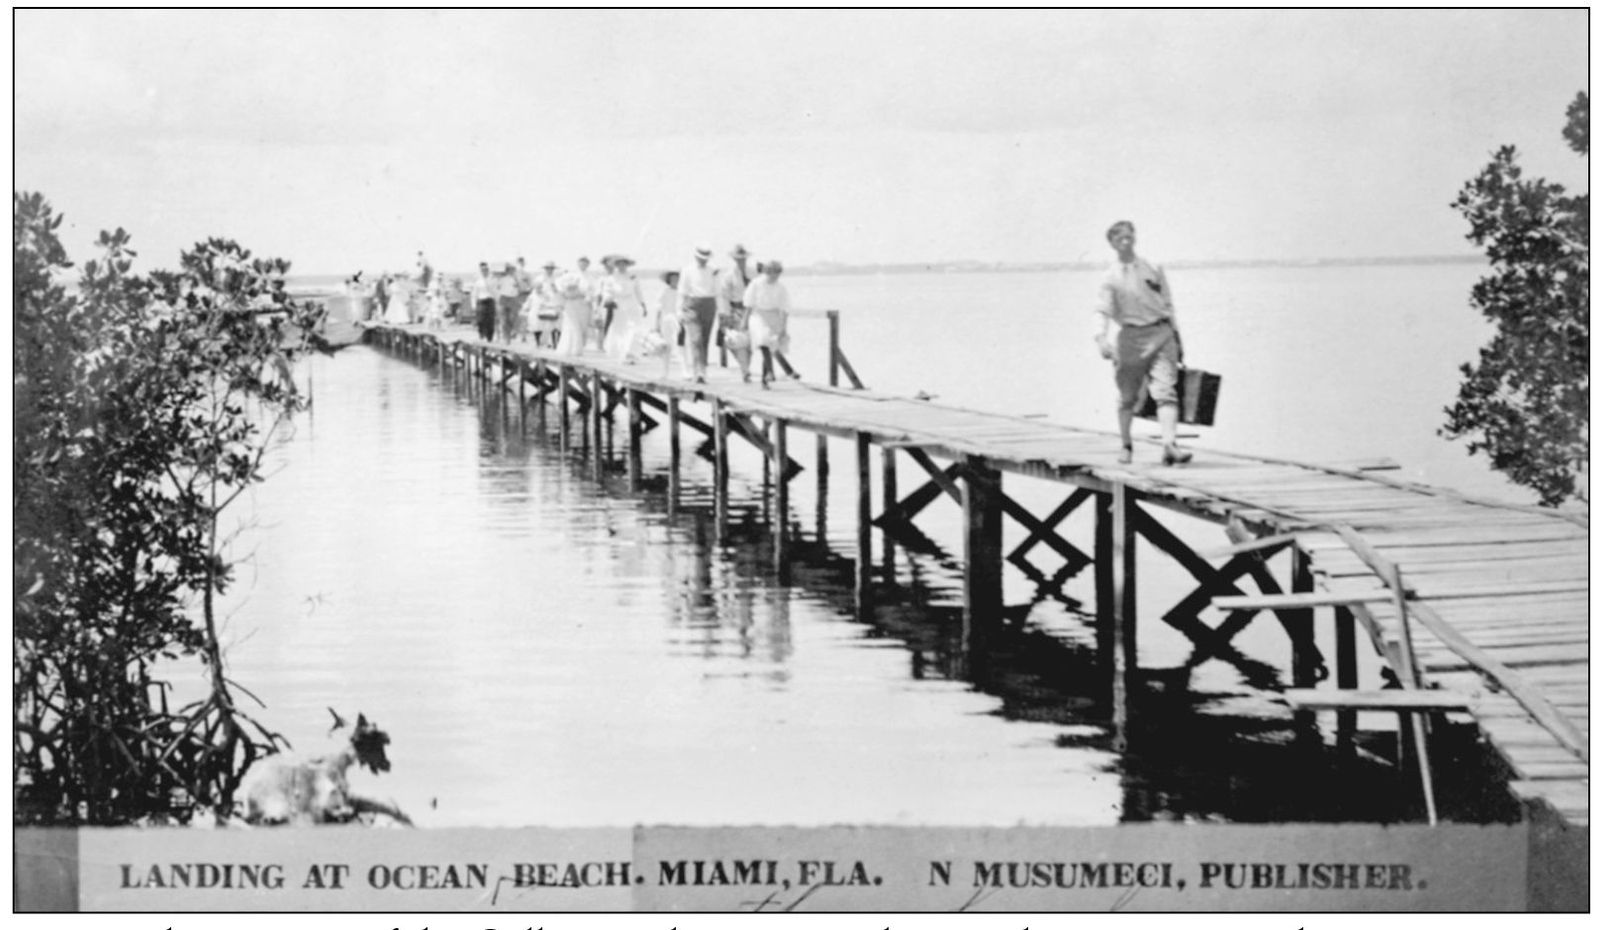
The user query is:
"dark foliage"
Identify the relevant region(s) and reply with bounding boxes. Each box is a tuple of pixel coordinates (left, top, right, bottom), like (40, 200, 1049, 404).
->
(1444, 93, 1589, 507)
(14, 192, 328, 824)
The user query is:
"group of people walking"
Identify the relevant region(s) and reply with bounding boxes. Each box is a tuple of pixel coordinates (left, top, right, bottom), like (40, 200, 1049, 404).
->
(361, 219, 1183, 466)
(458, 242, 795, 388)
(352, 251, 458, 330)
(671, 242, 795, 386)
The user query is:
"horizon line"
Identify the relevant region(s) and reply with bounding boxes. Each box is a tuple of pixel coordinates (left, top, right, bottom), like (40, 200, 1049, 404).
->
(291, 253, 1486, 280)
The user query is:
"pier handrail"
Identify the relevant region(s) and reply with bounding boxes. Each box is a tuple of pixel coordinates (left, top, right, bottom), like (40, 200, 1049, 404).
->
(1331, 525, 1589, 764)
(1184, 445, 1588, 528)
(787, 308, 865, 390)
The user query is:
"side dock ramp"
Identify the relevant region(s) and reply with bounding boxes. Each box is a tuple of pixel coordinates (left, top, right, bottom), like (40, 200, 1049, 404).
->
(364, 320, 1589, 828)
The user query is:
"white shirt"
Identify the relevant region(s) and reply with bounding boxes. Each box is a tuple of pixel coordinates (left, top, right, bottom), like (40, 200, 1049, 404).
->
(1095, 257, 1174, 328)
(600, 272, 644, 311)
(537, 275, 563, 308)
(677, 261, 719, 299)
(719, 264, 751, 307)
(556, 270, 590, 302)
(743, 278, 790, 314)
(579, 267, 604, 301)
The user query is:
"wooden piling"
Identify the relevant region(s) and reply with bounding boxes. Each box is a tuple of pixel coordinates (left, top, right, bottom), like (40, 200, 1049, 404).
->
(627, 389, 643, 491)
(881, 446, 897, 579)
(961, 457, 1003, 644)
(827, 310, 841, 387)
(855, 432, 874, 620)
(1292, 550, 1318, 689)
(1094, 486, 1115, 683)
(773, 418, 790, 577)
(1335, 605, 1359, 756)
(558, 364, 571, 450)
(761, 418, 773, 493)
(815, 441, 830, 546)
(589, 371, 603, 478)
(1100, 480, 1137, 745)
(517, 358, 527, 420)
(712, 398, 729, 537)
(667, 396, 681, 514)
(534, 359, 548, 432)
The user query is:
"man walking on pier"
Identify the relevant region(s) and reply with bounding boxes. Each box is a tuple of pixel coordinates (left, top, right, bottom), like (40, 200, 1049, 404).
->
(1094, 220, 1191, 466)
(472, 261, 497, 343)
(677, 243, 721, 383)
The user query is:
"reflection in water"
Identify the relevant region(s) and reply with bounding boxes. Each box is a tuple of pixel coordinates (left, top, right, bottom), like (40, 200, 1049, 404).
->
(210, 345, 1514, 828)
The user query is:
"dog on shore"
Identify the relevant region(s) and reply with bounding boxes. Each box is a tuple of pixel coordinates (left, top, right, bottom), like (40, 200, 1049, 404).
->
(237, 710, 414, 827)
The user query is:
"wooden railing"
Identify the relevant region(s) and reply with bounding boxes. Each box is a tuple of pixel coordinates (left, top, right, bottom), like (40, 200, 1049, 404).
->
(793, 308, 865, 389)
(718, 307, 865, 389)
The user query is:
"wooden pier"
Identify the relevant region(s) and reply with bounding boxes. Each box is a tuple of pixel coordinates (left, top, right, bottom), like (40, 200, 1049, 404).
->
(362, 320, 1589, 828)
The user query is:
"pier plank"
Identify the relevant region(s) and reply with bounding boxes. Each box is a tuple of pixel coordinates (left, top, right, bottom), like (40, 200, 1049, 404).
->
(1330, 563, 1590, 587)
(1418, 642, 1588, 671)
(1410, 626, 1587, 648)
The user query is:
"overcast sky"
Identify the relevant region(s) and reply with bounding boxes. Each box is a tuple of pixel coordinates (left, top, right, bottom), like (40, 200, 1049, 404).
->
(14, 9, 1589, 275)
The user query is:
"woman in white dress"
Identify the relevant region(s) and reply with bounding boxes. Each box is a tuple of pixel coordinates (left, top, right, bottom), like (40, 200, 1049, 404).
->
(382, 275, 411, 325)
(744, 260, 792, 387)
(554, 267, 593, 356)
(524, 262, 563, 348)
(644, 270, 683, 379)
(425, 277, 447, 330)
(599, 257, 646, 362)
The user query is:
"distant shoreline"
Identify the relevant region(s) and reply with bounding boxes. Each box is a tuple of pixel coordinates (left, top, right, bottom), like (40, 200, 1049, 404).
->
(788, 253, 1487, 277)
(289, 253, 1485, 287)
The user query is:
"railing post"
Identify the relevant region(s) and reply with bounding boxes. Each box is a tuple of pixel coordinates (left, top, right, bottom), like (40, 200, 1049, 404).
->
(828, 310, 841, 388)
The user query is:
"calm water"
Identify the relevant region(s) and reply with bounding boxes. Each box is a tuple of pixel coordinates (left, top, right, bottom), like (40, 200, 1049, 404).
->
(200, 263, 1519, 828)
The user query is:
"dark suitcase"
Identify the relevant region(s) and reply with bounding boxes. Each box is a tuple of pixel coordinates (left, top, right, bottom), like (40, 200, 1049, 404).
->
(1136, 367, 1221, 426)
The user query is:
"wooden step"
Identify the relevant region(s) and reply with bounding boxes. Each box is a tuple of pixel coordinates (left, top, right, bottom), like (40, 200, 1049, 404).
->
(1212, 590, 1397, 610)
(1281, 688, 1474, 711)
